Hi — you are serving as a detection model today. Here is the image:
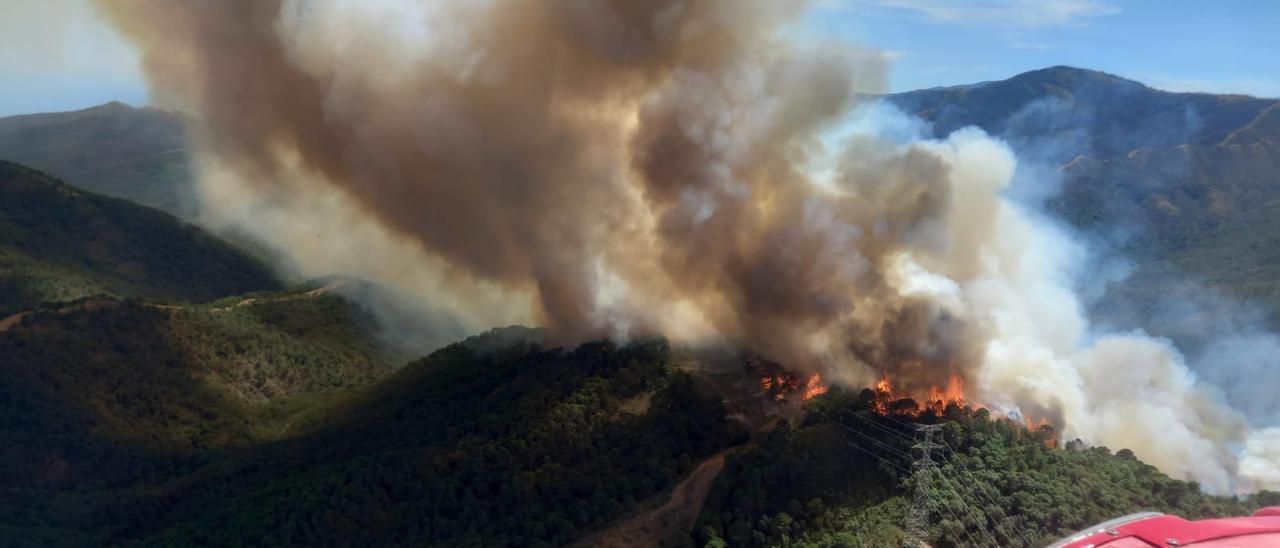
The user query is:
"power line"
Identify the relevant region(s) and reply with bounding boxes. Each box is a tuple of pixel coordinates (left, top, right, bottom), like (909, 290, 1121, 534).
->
(836, 428, 933, 547)
(912, 426, 1005, 547)
(877, 409, 927, 432)
(816, 410, 913, 469)
(906, 424, 944, 547)
(932, 470, 1018, 547)
(838, 437, 945, 548)
(823, 408, 1031, 546)
(827, 416, 914, 461)
(924, 484, 1001, 548)
(924, 484, 994, 547)
(867, 409, 1038, 546)
(939, 466, 1030, 546)
(886, 415, 1036, 546)
(935, 440, 1038, 547)
(843, 439, 910, 474)
(847, 411, 917, 443)
(848, 425, 913, 460)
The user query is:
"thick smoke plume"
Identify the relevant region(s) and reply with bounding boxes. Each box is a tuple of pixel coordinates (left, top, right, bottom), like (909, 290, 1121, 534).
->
(95, 0, 1278, 492)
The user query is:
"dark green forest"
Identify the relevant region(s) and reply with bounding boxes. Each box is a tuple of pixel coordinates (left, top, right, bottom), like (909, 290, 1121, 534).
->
(2, 326, 739, 546)
(0, 159, 279, 316)
(7, 316, 1275, 547)
(696, 390, 1278, 547)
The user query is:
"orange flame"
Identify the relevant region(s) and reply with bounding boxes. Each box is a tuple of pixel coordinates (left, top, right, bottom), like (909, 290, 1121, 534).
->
(875, 372, 893, 394)
(759, 370, 796, 401)
(871, 370, 969, 416)
(802, 374, 828, 400)
(1024, 415, 1048, 430)
(870, 371, 1056, 441)
(758, 369, 827, 401)
(753, 361, 1053, 439)
(872, 372, 894, 414)
(924, 372, 966, 414)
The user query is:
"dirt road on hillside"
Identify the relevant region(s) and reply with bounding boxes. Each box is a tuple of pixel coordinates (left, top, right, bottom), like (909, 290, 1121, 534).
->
(578, 451, 729, 547)
(0, 311, 31, 332)
(0, 281, 343, 333)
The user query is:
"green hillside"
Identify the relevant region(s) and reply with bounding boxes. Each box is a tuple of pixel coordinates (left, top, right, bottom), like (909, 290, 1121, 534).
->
(696, 392, 1277, 547)
(0, 288, 412, 543)
(0, 330, 739, 546)
(4, 328, 1273, 547)
(0, 159, 281, 316)
(0, 159, 448, 545)
(0, 102, 193, 216)
(0, 287, 400, 460)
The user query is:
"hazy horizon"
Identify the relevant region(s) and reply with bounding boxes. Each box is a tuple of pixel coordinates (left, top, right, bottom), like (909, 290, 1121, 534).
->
(2, 0, 1277, 116)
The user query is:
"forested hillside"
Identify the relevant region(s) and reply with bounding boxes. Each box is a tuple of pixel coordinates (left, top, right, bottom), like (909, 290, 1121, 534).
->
(696, 390, 1278, 547)
(0, 287, 402, 489)
(0, 160, 280, 315)
(1, 330, 739, 547)
(7, 325, 1274, 547)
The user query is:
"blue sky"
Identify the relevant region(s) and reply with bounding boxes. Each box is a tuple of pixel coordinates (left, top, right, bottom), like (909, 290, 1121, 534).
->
(0, 0, 147, 116)
(808, 0, 1280, 95)
(1, 0, 1277, 116)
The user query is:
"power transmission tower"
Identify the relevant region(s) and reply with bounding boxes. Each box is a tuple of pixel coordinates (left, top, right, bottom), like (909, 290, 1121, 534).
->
(906, 424, 944, 547)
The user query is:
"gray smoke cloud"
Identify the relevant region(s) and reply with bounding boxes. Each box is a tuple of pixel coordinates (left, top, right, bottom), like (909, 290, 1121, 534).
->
(94, 0, 1279, 492)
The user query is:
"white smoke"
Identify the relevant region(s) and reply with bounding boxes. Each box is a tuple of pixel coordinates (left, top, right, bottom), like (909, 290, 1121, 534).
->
(1241, 428, 1280, 491)
(830, 105, 1272, 493)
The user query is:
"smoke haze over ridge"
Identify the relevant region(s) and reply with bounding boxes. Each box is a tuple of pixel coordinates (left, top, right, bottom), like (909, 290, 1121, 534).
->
(93, 0, 1279, 492)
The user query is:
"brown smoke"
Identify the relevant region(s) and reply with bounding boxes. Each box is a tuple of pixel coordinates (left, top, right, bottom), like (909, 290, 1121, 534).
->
(92, 0, 949, 377)
(94, 0, 1280, 491)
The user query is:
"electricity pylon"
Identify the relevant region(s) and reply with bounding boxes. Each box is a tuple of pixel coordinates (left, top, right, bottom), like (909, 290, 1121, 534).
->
(906, 424, 944, 547)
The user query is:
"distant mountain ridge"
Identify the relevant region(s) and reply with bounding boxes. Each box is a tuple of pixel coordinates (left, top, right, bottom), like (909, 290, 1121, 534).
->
(887, 66, 1280, 327)
(890, 66, 1277, 155)
(0, 101, 194, 217)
